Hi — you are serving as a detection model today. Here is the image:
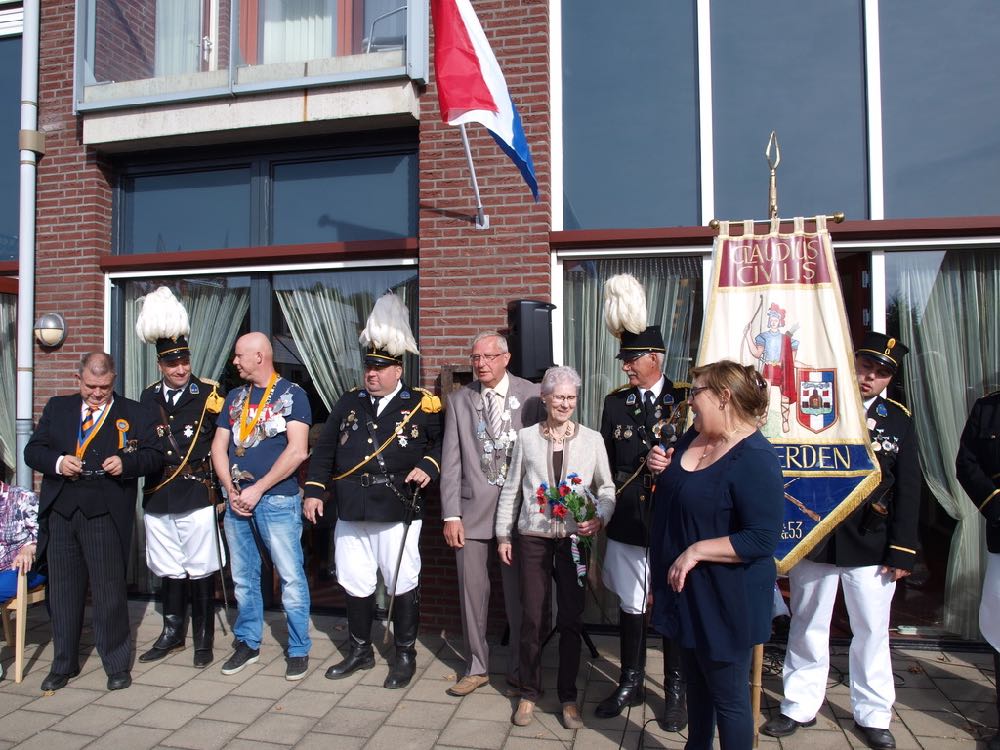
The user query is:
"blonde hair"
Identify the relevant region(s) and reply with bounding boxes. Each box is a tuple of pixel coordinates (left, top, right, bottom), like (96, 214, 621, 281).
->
(690, 360, 768, 422)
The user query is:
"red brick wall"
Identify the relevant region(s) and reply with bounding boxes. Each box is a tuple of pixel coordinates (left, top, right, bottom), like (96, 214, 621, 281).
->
(35, 0, 114, 412)
(417, 0, 551, 633)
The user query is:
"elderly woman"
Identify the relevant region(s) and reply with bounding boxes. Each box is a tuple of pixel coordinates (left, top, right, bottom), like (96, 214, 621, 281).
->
(496, 365, 615, 730)
(649, 361, 783, 749)
(1, 481, 45, 681)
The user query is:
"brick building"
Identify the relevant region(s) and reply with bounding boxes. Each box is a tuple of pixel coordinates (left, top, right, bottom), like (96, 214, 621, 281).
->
(2, 0, 1000, 642)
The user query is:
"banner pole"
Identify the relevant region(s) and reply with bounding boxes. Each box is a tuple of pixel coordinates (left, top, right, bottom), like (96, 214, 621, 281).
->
(459, 123, 489, 230)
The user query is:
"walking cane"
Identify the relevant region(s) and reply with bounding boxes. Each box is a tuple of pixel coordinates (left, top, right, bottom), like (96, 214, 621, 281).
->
(382, 484, 422, 645)
(751, 643, 764, 748)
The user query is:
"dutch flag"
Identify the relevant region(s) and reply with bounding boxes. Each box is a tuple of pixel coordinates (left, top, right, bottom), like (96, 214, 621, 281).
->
(431, 0, 539, 201)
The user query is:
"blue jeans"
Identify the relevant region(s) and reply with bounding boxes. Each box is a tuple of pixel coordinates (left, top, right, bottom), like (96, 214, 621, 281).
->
(683, 647, 753, 750)
(224, 493, 311, 657)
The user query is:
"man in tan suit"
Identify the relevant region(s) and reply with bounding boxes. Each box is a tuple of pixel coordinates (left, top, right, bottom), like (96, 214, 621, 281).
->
(441, 331, 544, 697)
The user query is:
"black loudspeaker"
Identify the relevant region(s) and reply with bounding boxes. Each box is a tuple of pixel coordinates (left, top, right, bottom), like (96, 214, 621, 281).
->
(507, 300, 556, 382)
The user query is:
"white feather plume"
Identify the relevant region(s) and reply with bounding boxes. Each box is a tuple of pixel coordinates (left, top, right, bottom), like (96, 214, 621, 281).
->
(603, 273, 647, 337)
(134, 287, 190, 343)
(359, 292, 419, 357)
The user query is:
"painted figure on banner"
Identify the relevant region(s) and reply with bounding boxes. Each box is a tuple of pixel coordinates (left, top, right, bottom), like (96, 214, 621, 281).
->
(135, 287, 226, 669)
(744, 301, 799, 433)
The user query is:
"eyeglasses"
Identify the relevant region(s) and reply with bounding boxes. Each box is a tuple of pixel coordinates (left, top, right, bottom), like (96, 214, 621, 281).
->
(470, 353, 505, 364)
(688, 386, 710, 398)
(548, 395, 578, 404)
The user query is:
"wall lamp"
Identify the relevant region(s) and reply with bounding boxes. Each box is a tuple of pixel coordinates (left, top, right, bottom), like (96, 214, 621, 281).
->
(34, 312, 67, 347)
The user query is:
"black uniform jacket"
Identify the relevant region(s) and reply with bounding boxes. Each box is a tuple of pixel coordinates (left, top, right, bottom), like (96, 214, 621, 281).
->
(24, 392, 163, 562)
(810, 395, 920, 571)
(600, 379, 688, 547)
(140, 376, 225, 514)
(304, 383, 443, 522)
(956, 391, 1000, 553)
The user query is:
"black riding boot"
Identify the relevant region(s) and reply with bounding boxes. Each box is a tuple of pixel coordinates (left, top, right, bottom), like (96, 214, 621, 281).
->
(190, 575, 216, 668)
(658, 636, 687, 732)
(326, 594, 376, 679)
(596, 611, 646, 717)
(384, 589, 419, 689)
(139, 576, 188, 662)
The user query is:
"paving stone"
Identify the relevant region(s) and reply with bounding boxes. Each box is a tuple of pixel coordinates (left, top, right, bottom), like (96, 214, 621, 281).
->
(236, 712, 315, 744)
(894, 685, 956, 711)
(5, 729, 92, 750)
(230, 673, 295, 699)
(569, 729, 643, 749)
(164, 678, 236, 705)
(438, 717, 511, 749)
(773, 728, 853, 750)
(94, 682, 170, 709)
(293, 733, 366, 750)
(19, 686, 104, 715)
(403, 675, 467, 704)
(0, 706, 59, 742)
(157, 718, 245, 750)
(312, 706, 386, 738)
(895, 707, 980, 740)
(386, 699, 456, 729)
(455, 691, 521, 722)
(268, 687, 340, 718)
(136, 663, 206, 688)
(96, 724, 172, 749)
(197, 694, 274, 724)
(951, 699, 996, 734)
(502, 738, 566, 750)
(933, 676, 997, 703)
(52, 704, 135, 735)
(0, 692, 32, 718)
(128, 697, 206, 730)
(364, 724, 442, 750)
(335, 683, 405, 711)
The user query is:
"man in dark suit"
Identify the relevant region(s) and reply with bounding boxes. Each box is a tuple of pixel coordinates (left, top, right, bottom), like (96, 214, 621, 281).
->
(25, 352, 163, 692)
(440, 331, 543, 697)
(957, 388, 1000, 750)
(597, 323, 688, 729)
(764, 333, 920, 750)
(136, 289, 226, 668)
(304, 292, 442, 690)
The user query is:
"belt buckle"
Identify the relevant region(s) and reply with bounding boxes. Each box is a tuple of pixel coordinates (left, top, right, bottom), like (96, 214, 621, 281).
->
(360, 473, 372, 488)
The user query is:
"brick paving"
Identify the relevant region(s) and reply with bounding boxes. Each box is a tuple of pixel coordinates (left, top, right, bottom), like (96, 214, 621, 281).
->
(0, 601, 996, 748)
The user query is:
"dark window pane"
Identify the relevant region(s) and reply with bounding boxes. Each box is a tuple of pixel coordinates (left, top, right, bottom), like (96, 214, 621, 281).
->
(711, 0, 867, 220)
(880, 1, 1000, 218)
(0, 36, 21, 261)
(124, 167, 252, 253)
(562, 0, 699, 229)
(270, 153, 416, 243)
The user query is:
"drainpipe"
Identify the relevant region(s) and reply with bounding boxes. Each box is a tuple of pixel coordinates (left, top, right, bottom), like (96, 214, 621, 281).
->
(15, 0, 42, 487)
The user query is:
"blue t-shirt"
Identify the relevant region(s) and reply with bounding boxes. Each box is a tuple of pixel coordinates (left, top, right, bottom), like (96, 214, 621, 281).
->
(217, 377, 311, 497)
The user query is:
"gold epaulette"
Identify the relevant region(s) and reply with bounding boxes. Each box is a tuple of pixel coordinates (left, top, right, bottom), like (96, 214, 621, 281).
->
(608, 383, 631, 396)
(986, 389, 1000, 398)
(201, 378, 220, 387)
(885, 397, 911, 418)
(673, 381, 691, 390)
(205, 381, 225, 414)
(416, 387, 442, 413)
(145, 380, 160, 390)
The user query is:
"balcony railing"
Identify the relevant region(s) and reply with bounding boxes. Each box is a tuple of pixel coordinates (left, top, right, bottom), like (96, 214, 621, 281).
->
(75, 0, 427, 111)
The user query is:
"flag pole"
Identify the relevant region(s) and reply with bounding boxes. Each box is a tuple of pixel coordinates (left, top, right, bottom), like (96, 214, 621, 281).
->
(459, 123, 489, 230)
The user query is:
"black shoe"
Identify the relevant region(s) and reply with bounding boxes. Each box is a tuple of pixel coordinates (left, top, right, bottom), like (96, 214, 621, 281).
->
(221, 641, 260, 675)
(193, 648, 214, 668)
(761, 714, 817, 738)
(107, 671, 132, 691)
(384, 588, 419, 689)
(658, 669, 687, 732)
(854, 723, 896, 749)
(40, 669, 79, 692)
(140, 577, 188, 662)
(384, 647, 416, 689)
(595, 668, 645, 718)
(597, 611, 646, 719)
(325, 640, 375, 679)
(285, 656, 309, 681)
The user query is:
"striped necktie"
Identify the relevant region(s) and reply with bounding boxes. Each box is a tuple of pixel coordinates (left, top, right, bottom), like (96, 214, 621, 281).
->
(81, 406, 95, 434)
(485, 390, 504, 437)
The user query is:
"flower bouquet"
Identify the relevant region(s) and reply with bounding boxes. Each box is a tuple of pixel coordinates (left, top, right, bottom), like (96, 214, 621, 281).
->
(535, 473, 597, 586)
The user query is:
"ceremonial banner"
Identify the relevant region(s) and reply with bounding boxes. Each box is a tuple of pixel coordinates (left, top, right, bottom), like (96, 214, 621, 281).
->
(699, 216, 880, 573)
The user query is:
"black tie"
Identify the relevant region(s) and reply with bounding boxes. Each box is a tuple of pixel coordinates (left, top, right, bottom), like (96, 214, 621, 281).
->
(643, 391, 655, 427)
(165, 388, 179, 405)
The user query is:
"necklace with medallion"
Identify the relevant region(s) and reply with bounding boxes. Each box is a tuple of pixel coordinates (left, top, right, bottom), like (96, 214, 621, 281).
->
(543, 421, 574, 445)
(235, 372, 279, 457)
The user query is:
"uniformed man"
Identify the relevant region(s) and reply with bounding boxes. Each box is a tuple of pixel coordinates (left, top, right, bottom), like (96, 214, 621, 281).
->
(135, 287, 226, 668)
(597, 273, 689, 730)
(763, 332, 920, 750)
(956, 388, 1000, 750)
(304, 292, 442, 690)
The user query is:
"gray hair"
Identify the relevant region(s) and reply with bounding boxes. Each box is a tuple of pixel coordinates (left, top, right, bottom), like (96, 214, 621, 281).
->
(540, 365, 582, 396)
(470, 330, 508, 354)
(79, 352, 116, 376)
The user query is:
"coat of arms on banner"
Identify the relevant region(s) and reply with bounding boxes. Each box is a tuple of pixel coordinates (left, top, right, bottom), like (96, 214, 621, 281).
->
(795, 368, 837, 433)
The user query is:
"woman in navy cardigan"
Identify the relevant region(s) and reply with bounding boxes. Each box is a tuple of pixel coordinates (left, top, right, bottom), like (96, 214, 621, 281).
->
(650, 360, 783, 749)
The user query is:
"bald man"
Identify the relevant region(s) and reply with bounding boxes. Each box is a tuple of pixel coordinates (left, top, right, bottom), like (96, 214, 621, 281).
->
(211, 333, 312, 680)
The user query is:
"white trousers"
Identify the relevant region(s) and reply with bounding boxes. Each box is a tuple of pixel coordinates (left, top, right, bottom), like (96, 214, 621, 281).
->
(335, 519, 422, 598)
(980, 552, 1000, 651)
(145, 506, 223, 579)
(781, 559, 896, 729)
(601, 539, 649, 614)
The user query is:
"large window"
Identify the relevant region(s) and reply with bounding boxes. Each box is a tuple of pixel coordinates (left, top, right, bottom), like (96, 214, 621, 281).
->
(880, 1, 1000, 218)
(562, 1, 699, 230)
(116, 138, 417, 253)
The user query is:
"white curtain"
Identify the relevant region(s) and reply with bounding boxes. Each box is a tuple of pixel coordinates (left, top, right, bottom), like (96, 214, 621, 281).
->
(894, 249, 1000, 640)
(263, 0, 337, 64)
(121, 277, 250, 589)
(563, 256, 702, 431)
(0, 294, 15, 477)
(274, 269, 418, 410)
(155, 0, 203, 76)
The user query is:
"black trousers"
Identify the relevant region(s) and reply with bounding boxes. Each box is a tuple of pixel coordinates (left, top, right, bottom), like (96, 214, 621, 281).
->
(517, 534, 585, 703)
(48, 510, 131, 675)
(682, 646, 753, 750)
